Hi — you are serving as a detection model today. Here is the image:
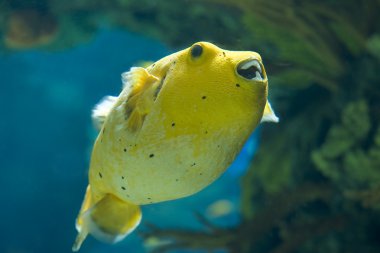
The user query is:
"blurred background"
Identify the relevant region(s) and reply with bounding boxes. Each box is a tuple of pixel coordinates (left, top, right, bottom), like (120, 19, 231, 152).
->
(1, 0, 380, 253)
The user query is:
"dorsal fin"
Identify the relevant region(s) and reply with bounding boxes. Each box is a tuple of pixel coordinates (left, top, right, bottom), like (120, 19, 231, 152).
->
(261, 100, 279, 123)
(121, 67, 160, 132)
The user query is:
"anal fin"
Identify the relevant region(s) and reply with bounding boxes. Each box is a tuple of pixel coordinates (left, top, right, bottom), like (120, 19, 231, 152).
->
(72, 185, 92, 251)
(72, 191, 142, 251)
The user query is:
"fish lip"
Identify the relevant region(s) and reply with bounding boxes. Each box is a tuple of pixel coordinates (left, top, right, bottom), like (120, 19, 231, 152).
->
(236, 58, 266, 81)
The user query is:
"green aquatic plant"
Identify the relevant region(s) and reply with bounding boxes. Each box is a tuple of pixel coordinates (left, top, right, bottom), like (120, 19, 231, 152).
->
(312, 100, 380, 191)
(312, 100, 380, 212)
(206, 0, 379, 92)
(367, 34, 380, 60)
(345, 186, 380, 210)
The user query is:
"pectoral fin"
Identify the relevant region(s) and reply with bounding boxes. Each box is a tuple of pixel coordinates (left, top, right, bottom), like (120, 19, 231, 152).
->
(122, 67, 158, 91)
(121, 67, 160, 132)
(92, 96, 118, 130)
(261, 100, 279, 123)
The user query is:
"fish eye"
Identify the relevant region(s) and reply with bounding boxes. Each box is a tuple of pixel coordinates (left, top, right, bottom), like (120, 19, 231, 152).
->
(190, 44, 203, 58)
(237, 59, 265, 81)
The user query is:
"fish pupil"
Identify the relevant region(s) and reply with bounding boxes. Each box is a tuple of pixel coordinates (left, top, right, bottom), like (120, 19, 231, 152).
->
(191, 44, 203, 58)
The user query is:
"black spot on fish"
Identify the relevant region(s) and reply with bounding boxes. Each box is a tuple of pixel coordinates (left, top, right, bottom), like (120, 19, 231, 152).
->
(99, 172, 103, 178)
(154, 74, 166, 101)
(152, 63, 156, 67)
(102, 128, 106, 134)
(149, 154, 154, 158)
(205, 130, 208, 134)
(176, 179, 179, 182)
(202, 96, 207, 100)
(199, 173, 203, 176)
(123, 148, 127, 152)
(172, 122, 176, 127)
(121, 186, 126, 190)
(217, 145, 220, 148)
(236, 83, 240, 87)
(147, 197, 151, 200)
(223, 52, 226, 57)
(191, 162, 196, 167)
(122, 176, 125, 179)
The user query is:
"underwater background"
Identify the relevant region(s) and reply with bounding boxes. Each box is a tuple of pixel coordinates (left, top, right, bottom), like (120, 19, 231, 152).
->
(1, 0, 380, 253)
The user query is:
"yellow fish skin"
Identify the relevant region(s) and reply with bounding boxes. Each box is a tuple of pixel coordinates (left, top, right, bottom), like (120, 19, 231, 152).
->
(72, 42, 278, 251)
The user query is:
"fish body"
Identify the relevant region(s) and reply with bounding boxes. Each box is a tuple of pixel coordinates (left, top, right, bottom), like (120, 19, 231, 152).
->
(73, 42, 278, 251)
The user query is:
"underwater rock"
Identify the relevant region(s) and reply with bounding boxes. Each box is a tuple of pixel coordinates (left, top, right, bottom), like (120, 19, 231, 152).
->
(4, 9, 58, 49)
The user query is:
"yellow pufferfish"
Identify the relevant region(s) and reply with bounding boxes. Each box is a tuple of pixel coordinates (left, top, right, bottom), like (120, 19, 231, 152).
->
(72, 41, 278, 251)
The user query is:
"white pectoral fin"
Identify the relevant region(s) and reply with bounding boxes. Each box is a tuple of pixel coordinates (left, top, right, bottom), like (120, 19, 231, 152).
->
(261, 100, 279, 123)
(92, 96, 118, 130)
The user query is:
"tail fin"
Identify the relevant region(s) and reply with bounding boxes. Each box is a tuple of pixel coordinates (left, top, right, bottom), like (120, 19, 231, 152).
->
(72, 187, 142, 251)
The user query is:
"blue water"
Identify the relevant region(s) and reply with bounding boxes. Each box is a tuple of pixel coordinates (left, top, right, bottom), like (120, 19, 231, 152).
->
(0, 29, 257, 253)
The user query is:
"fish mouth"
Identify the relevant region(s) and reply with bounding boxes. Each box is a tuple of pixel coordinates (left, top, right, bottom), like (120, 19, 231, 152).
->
(236, 59, 265, 81)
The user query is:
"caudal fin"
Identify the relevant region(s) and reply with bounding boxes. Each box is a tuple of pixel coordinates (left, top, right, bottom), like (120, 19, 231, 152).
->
(72, 188, 142, 251)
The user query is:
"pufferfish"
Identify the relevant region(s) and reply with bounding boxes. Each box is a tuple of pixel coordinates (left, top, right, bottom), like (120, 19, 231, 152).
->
(72, 42, 278, 251)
